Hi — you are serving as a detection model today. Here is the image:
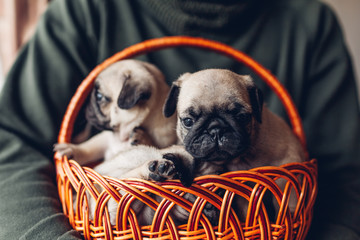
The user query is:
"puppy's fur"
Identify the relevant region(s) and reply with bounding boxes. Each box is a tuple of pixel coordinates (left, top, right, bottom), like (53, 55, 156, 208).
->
(54, 59, 177, 165)
(162, 69, 306, 220)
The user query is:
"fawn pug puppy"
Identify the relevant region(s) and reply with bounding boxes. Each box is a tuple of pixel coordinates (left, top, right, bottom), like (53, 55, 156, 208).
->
(159, 69, 306, 220)
(54, 59, 179, 226)
(54, 59, 177, 165)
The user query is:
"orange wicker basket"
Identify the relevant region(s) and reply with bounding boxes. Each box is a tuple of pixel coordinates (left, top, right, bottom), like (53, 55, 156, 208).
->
(55, 36, 317, 240)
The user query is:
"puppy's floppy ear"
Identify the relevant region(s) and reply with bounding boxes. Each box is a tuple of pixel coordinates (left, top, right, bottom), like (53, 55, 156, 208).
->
(163, 73, 189, 117)
(163, 83, 180, 118)
(117, 75, 151, 110)
(248, 85, 263, 123)
(244, 76, 263, 123)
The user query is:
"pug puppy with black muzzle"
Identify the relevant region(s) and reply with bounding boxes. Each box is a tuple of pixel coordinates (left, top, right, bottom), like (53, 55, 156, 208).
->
(160, 68, 306, 220)
(54, 59, 177, 165)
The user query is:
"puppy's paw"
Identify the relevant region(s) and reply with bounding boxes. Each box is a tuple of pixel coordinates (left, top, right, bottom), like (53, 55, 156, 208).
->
(53, 143, 77, 159)
(53, 143, 90, 165)
(161, 153, 194, 187)
(148, 158, 177, 182)
(129, 127, 154, 146)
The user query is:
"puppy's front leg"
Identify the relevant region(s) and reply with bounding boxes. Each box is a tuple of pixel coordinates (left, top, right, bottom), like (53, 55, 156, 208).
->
(159, 145, 196, 187)
(54, 131, 112, 165)
(118, 153, 179, 182)
(105, 145, 195, 185)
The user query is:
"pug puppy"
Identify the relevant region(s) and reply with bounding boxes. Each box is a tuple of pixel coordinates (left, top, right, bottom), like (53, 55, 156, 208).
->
(160, 69, 306, 220)
(54, 59, 177, 165)
(54, 60, 181, 227)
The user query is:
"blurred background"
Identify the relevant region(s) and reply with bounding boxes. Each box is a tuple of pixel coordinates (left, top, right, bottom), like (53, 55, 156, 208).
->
(0, 0, 49, 89)
(0, 0, 359, 97)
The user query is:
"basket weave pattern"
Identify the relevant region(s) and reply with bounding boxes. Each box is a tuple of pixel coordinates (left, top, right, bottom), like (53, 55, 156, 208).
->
(55, 36, 317, 240)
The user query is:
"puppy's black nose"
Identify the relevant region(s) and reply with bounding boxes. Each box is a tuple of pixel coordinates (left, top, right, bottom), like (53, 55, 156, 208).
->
(209, 127, 221, 140)
(207, 118, 226, 140)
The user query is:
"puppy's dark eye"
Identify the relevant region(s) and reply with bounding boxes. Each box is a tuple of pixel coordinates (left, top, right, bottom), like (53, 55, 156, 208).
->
(182, 118, 194, 128)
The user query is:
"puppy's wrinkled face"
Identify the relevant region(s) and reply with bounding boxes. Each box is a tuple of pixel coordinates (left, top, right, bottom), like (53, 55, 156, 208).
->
(164, 69, 263, 162)
(86, 60, 164, 135)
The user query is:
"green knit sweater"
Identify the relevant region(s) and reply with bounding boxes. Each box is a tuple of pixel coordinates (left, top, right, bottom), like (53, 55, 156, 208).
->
(0, 0, 359, 239)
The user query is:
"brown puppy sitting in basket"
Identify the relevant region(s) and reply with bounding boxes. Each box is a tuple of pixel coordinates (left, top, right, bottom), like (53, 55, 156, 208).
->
(159, 69, 306, 220)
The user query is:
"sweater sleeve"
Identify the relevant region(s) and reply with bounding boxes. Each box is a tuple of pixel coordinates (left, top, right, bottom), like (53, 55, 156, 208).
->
(0, 0, 98, 239)
(301, 3, 360, 239)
